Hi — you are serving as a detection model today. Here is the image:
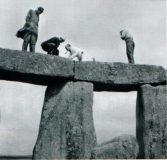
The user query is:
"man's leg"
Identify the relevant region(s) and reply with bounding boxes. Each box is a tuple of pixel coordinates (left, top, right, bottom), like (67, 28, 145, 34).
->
(22, 41, 28, 51)
(30, 44, 35, 52)
(129, 54, 135, 64)
(41, 43, 55, 54)
(126, 41, 135, 64)
(70, 52, 78, 60)
(52, 48, 59, 56)
(22, 34, 31, 51)
(128, 53, 135, 64)
(30, 34, 37, 52)
(78, 56, 82, 61)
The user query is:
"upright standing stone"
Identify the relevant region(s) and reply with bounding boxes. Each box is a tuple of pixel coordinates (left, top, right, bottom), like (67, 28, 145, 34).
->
(33, 81, 97, 159)
(136, 84, 167, 159)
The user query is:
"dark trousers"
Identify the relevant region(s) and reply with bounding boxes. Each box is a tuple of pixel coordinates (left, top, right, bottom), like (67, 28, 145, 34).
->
(41, 43, 59, 56)
(22, 42, 35, 52)
(22, 33, 37, 52)
(126, 39, 135, 64)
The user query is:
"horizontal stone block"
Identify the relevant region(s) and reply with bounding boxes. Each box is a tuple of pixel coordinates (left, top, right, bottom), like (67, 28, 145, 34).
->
(0, 48, 166, 91)
(0, 48, 74, 85)
(74, 62, 166, 91)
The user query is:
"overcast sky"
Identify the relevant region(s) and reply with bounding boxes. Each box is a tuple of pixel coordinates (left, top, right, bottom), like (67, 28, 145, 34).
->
(0, 0, 166, 156)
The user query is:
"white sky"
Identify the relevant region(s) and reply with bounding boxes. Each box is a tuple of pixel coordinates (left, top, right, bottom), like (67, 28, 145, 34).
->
(0, 0, 166, 156)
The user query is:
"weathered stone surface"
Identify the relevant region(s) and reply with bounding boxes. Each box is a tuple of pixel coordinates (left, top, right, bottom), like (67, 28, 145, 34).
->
(74, 62, 166, 91)
(136, 84, 167, 159)
(33, 81, 97, 159)
(0, 48, 73, 85)
(0, 48, 166, 91)
(91, 134, 139, 159)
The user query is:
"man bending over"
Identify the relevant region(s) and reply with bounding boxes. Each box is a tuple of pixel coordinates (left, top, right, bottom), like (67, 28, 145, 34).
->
(120, 30, 135, 64)
(41, 37, 66, 56)
(65, 44, 86, 61)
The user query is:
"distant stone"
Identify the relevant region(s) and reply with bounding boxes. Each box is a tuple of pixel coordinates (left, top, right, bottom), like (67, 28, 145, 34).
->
(136, 85, 167, 159)
(91, 134, 139, 159)
(0, 48, 73, 85)
(33, 81, 97, 159)
(74, 62, 166, 91)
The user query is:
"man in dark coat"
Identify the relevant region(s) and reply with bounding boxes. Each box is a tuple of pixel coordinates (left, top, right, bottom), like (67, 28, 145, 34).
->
(41, 37, 66, 56)
(120, 30, 135, 64)
(16, 6, 44, 52)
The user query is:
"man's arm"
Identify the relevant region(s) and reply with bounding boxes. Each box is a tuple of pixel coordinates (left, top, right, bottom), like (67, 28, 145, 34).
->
(25, 9, 33, 26)
(65, 50, 72, 58)
(67, 51, 72, 58)
(70, 52, 78, 59)
(41, 37, 58, 46)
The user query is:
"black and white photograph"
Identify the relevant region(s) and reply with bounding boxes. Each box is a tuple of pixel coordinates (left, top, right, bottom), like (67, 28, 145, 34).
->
(0, 0, 166, 159)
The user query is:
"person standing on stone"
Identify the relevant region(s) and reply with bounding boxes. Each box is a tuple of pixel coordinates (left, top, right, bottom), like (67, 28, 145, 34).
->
(41, 37, 66, 56)
(65, 44, 86, 61)
(16, 6, 44, 52)
(120, 30, 135, 64)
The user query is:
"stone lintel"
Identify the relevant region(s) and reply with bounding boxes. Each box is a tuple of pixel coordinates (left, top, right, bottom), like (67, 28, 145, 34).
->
(0, 48, 166, 91)
(74, 62, 166, 91)
(0, 48, 74, 85)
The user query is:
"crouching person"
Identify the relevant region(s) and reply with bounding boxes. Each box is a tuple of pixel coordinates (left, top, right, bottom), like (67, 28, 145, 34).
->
(41, 37, 66, 56)
(65, 44, 86, 61)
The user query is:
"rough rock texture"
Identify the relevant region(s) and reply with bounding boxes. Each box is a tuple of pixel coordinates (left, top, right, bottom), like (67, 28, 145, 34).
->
(0, 48, 166, 91)
(0, 48, 73, 85)
(74, 62, 166, 91)
(91, 134, 139, 159)
(136, 84, 167, 159)
(33, 81, 97, 159)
